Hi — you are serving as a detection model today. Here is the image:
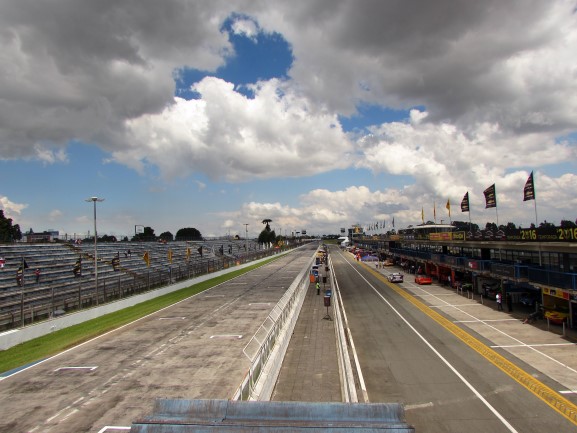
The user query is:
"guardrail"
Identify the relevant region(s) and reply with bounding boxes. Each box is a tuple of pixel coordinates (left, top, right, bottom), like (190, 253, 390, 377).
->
(232, 251, 315, 401)
(329, 253, 360, 403)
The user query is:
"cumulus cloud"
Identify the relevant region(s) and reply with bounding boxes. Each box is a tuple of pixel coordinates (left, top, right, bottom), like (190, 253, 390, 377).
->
(356, 109, 577, 197)
(0, 196, 28, 220)
(1, 0, 577, 235)
(254, 0, 577, 134)
(117, 77, 353, 181)
(230, 16, 259, 40)
(0, 0, 232, 159)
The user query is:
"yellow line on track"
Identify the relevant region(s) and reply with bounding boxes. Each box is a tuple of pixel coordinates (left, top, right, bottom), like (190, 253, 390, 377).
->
(362, 262, 577, 426)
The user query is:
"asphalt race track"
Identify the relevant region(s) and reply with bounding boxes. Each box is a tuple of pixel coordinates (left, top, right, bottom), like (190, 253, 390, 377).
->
(0, 245, 317, 433)
(1, 242, 577, 433)
(331, 246, 577, 433)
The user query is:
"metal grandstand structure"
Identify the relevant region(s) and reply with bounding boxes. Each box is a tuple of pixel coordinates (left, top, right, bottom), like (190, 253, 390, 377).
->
(0, 239, 293, 331)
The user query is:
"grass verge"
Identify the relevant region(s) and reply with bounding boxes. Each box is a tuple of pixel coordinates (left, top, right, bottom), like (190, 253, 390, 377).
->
(0, 258, 276, 375)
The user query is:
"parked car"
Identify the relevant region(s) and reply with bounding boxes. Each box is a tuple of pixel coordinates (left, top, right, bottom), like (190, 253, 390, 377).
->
(383, 259, 394, 266)
(519, 292, 540, 307)
(482, 282, 501, 299)
(415, 275, 432, 285)
(388, 272, 404, 283)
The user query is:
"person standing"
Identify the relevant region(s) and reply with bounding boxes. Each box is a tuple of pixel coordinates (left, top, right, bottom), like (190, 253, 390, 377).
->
(496, 292, 503, 311)
(35, 268, 41, 284)
(506, 292, 513, 312)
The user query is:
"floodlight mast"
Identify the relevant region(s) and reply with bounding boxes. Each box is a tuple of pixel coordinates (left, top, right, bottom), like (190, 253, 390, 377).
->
(85, 197, 104, 306)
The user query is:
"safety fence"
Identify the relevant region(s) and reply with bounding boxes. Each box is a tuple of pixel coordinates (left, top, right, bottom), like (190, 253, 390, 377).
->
(233, 251, 315, 401)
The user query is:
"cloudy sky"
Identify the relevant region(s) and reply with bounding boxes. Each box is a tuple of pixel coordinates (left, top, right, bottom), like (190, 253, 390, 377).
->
(1, 0, 576, 239)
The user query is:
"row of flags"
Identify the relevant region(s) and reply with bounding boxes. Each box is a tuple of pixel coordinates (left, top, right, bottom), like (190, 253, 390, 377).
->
(142, 245, 233, 268)
(365, 218, 395, 232)
(364, 172, 536, 231)
(461, 171, 536, 212)
(143, 246, 201, 268)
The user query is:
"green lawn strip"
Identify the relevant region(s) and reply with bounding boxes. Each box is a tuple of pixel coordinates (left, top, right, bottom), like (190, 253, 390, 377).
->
(0, 257, 278, 375)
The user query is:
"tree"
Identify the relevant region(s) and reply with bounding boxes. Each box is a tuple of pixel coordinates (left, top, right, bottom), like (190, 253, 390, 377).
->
(539, 220, 555, 229)
(503, 222, 518, 233)
(452, 220, 479, 233)
(132, 226, 156, 242)
(159, 231, 174, 242)
(485, 222, 498, 232)
(262, 219, 272, 231)
(560, 220, 577, 228)
(175, 227, 202, 241)
(0, 210, 22, 243)
(258, 228, 276, 245)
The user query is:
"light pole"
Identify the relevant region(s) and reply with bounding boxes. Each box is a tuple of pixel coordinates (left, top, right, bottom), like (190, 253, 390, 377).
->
(244, 223, 249, 254)
(86, 197, 104, 306)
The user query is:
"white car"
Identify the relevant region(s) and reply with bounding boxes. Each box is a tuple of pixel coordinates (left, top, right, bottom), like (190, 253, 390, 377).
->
(387, 272, 404, 283)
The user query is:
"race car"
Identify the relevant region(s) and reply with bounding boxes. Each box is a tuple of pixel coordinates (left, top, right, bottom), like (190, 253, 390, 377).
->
(387, 272, 404, 283)
(415, 275, 432, 285)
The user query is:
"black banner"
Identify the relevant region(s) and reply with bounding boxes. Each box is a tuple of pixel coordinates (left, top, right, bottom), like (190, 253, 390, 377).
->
(484, 184, 497, 208)
(523, 172, 535, 201)
(460, 192, 470, 212)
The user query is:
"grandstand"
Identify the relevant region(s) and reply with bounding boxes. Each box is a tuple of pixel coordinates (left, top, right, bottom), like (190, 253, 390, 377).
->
(0, 239, 279, 331)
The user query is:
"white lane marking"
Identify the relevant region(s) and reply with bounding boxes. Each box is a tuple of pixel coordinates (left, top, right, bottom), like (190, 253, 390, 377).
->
(405, 401, 434, 410)
(346, 260, 521, 433)
(210, 334, 243, 339)
(97, 427, 131, 432)
(158, 317, 186, 320)
(409, 284, 577, 377)
(456, 319, 519, 323)
(492, 343, 576, 348)
(414, 293, 455, 297)
(54, 366, 98, 372)
(60, 408, 79, 422)
(430, 303, 479, 308)
(559, 390, 577, 394)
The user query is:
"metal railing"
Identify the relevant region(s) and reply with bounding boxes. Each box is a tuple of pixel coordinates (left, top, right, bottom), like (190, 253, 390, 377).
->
(233, 253, 315, 401)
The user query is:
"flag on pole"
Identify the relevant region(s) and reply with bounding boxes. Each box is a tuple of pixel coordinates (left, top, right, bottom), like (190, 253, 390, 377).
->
(523, 171, 535, 201)
(446, 199, 451, 217)
(143, 251, 150, 268)
(73, 257, 82, 276)
(392, 217, 395, 228)
(112, 254, 120, 271)
(421, 207, 424, 224)
(483, 184, 497, 208)
(433, 202, 436, 221)
(461, 192, 470, 212)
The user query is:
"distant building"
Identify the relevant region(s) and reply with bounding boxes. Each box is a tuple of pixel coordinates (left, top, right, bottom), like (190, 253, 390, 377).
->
(22, 229, 59, 243)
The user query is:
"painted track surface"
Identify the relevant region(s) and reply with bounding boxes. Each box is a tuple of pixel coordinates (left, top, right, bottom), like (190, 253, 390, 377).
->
(0, 246, 317, 433)
(332, 246, 577, 433)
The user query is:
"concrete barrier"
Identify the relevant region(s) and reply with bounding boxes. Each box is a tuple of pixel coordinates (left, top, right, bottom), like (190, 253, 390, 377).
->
(131, 399, 414, 432)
